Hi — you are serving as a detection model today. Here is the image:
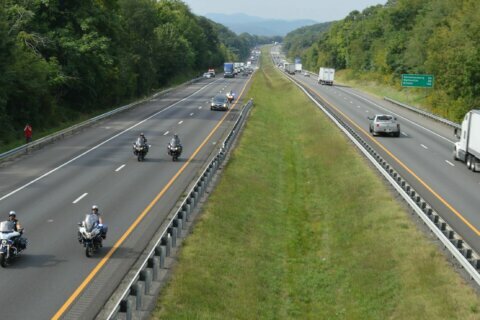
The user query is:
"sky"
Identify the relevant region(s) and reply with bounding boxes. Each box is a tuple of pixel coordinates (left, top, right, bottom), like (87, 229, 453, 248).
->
(181, 0, 387, 22)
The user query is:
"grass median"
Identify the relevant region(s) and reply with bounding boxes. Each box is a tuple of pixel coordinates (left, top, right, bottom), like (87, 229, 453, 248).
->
(152, 51, 480, 319)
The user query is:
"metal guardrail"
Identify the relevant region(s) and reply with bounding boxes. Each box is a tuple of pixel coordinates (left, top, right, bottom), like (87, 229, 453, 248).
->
(280, 70, 480, 288)
(384, 97, 461, 129)
(99, 99, 254, 320)
(0, 77, 203, 163)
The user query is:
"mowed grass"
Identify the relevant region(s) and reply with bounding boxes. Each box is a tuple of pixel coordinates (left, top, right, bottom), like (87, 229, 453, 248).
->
(152, 51, 480, 319)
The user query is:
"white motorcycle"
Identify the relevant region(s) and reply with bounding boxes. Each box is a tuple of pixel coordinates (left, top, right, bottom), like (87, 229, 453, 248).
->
(0, 221, 26, 267)
(78, 214, 104, 257)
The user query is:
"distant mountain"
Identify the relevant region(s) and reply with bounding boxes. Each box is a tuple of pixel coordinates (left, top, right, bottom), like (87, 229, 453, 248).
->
(205, 13, 317, 36)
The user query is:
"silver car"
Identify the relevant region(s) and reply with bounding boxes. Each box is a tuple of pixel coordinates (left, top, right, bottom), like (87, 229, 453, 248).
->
(368, 114, 401, 137)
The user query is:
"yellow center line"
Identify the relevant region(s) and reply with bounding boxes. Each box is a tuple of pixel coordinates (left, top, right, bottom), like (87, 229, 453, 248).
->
(295, 76, 480, 236)
(52, 76, 253, 319)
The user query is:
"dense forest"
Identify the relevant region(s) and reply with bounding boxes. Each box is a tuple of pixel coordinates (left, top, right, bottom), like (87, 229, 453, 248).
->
(282, 22, 332, 66)
(286, 0, 480, 120)
(0, 0, 275, 147)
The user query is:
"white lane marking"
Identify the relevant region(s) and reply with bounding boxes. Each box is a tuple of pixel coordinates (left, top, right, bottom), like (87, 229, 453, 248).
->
(421, 144, 428, 150)
(164, 131, 169, 136)
(365, 110, 369, 113)
(0, 77, 224, 202)
(104, 126, 111, 129)
(198, 106, 202, 109)
(47, 219, 54, 223)
(446, 160, 455, 167)
(178, 120, 183, 125)
(190, 113, 194, 116)
(336, 87, 455, 144)
(350, 101, 354, 104)
(115, 164, 126, 172)
(73, 193, 88, 204)
(402, 132, 408, 137)
(357, 105, 361, 108)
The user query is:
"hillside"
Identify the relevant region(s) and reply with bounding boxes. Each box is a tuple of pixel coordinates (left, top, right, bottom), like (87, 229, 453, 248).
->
(206, 13, 317, 36)
(287, 0, 480, 120)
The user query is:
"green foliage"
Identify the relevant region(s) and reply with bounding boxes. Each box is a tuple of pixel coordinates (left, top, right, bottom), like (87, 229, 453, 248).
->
(0, 0, 260, 147)
(288, 0, 480, 120)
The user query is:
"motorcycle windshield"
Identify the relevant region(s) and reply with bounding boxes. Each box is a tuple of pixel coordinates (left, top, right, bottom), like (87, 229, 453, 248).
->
(170, 138, 180, 147)
(0, 221, 15, 233)
(84, 214, 99, 232)
(135, 138, 144, 146)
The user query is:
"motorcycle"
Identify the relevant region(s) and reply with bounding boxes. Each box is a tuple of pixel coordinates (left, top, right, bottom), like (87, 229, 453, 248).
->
(78, 214, 104, 257)
(168, 143, 182, 161)
(133, 138, 149, 161)
(0, 221, 26, 267)
(226, 92, 235, 103)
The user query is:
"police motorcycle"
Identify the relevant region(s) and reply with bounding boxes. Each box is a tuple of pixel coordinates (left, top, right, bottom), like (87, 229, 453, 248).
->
(78, 214, 104, 257)
(0, 221, 27, 267)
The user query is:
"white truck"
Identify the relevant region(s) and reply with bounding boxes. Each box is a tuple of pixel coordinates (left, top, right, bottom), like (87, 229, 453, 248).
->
(284, 63, 295, 75)
(454, 110, 480, 171)
(318, 67, 335, 85)
(295, 63, 302, 73)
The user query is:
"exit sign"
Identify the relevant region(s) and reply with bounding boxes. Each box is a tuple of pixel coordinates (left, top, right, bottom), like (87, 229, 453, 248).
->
(401, 74, 434, 88)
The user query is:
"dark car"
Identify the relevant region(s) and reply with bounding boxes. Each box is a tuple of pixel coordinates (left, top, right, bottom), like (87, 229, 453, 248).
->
(211, 95, 230, 111)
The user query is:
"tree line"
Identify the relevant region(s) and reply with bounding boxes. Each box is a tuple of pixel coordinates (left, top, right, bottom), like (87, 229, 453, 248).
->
(0, 0, 275, 147)
(284, 0, 480, 120)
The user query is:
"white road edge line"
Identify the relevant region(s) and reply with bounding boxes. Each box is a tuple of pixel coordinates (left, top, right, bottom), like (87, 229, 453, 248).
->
(421, 144, 428, 149)
(178, 120, 183, 125)
(115, 164, 126, 172)
(336, 87, 455, 144)
(402, 132, 408, 136)
(446, 160, 455, 167)
(73, 193, 88, 204)
(0, 77, 223, 202)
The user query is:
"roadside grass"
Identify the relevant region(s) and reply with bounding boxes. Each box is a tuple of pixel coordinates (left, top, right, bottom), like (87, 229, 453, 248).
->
(152, 51, 480, 319)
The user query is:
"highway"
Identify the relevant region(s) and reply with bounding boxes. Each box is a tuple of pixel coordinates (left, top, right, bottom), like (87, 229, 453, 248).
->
(271, 49, 480, 260)
(0, 71, 254, 319)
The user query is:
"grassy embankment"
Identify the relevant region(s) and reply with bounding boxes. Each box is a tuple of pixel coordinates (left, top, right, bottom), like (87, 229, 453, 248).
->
(152, 50, 480, 319)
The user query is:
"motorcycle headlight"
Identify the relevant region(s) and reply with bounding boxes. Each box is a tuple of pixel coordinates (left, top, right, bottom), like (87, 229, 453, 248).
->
(1, 239, 7, 245)
(223, 104, 227, 107)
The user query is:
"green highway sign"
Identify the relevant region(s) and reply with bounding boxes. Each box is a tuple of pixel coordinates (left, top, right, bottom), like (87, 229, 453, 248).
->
(401, 74, 434, 88)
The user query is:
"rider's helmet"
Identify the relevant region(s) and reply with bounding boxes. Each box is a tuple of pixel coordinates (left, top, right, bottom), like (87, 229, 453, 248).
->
(8, 211, 16, 218)
(140, 133, 145, 137)
(91, 205, 99, 214)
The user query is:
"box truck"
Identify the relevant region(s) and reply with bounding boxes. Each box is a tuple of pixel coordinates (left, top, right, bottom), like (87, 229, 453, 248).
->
(454, 110, 480, 171)
(224, 62, 234, 78)
(284, 63, 295, 75)
(318, 67, 335, 85)
(295, 57, 302, 73)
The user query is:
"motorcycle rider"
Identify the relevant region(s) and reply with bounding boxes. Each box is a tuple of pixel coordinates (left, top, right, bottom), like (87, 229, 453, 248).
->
(90, 205, 107, 239)
(7, 211, 26, 250)
(136, 133, 149, 153)
(168, 134, 182, 153)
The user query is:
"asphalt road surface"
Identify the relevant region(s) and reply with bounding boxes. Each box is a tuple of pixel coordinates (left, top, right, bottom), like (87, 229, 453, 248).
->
(0, 70, 255, 319)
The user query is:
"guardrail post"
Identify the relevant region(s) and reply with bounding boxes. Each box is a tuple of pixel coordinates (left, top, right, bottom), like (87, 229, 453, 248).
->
(140, 269, 152, 295)
(131, 282, 144, 310)
(174, 218, 183, 236)
(149, 256, 160, 281)
(170, 227, 177, 247)
(161, 236, 171, 257)
(120, 297, 134, 320)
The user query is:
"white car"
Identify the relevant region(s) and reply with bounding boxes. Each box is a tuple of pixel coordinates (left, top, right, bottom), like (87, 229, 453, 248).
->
(303, 72, 310, 77)
(203, 72, 212, 78)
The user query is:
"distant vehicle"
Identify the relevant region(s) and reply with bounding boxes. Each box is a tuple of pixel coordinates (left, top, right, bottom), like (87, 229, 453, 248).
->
(295, 57, 302, 72)
(318, 67, 335, 85)
(211, 95, 230, 111)
(454, 110, 480, 171)
(284, 63, 295, 75)
(224, 63, 234, 78)
(208, 68, 215, 77)
(203, 72, 212, 78)
(368, 115, 401, 137)
(303, 72, 310, 77)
